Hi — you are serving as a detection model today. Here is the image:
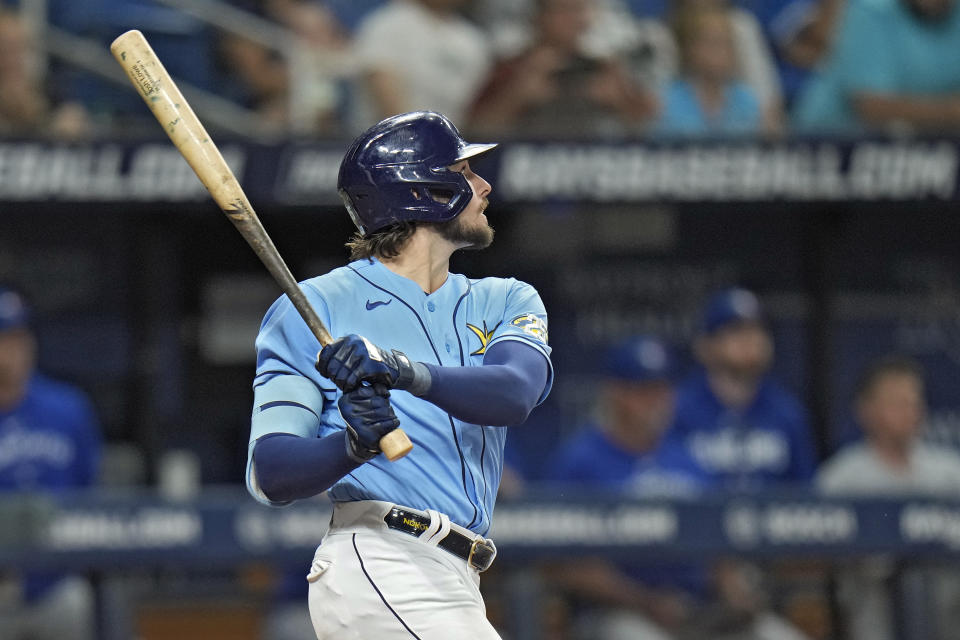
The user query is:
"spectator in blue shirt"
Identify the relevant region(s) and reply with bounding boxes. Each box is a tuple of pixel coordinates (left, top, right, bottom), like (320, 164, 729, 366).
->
(548, 335, 704, 497)
(667, 288, 816, 489)
(655, 3, 765, 137)
(794, 0, 960, 133)
(545, 335, 808, 640)
(0, 284, 101, 640)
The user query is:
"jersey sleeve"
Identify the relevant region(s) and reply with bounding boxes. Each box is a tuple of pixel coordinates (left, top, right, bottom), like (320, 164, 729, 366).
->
(487, 279, 554, 403)
(246, 291, 334, 505)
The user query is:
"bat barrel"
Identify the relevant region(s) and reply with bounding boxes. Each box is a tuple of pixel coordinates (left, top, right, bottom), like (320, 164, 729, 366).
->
(109, 30, 412, 461)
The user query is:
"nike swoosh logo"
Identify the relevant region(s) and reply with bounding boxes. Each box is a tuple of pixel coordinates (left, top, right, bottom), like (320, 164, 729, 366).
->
(365, 299, 392, 311)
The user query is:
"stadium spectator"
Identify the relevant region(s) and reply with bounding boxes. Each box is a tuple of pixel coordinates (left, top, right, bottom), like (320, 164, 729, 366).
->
(468, 0, 658, 138)
(273, 0, 352, 134)
(666, 288, 817, 487)
(468, 0, 678, 88)
(793, 0, 960, 133)
(0, 9, 90, 139)
(348, 0, 491, 133)
(817, 355, 960, 640)
(220, 0, 350, 135)
(760, 0, 845, 107)
(673, 0, 786, 132)
(0, 284, 102, 640)
(545, 335, 808, 640)
(654, 3, 767, 136)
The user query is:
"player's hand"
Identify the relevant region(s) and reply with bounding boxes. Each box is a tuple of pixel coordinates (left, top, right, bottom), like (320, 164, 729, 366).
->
(338, 384, 401, 463)
(316, 334, 425, 393)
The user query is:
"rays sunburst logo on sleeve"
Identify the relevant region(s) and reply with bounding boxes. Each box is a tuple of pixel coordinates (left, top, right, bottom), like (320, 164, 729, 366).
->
(466, 320, 501, 356)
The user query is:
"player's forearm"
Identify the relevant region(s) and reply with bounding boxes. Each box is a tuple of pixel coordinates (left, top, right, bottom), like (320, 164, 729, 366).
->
(420, 341, 548, 426)
(854, 93, 960, 130)
(252, 432, 360, 503)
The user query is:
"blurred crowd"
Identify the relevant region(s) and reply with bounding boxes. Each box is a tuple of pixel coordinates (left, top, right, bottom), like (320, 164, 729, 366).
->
(2, 0, 960, 140)
(4, 1, 960, 639)
(504, 288, 960, 640)
(5, 279, 960, 639)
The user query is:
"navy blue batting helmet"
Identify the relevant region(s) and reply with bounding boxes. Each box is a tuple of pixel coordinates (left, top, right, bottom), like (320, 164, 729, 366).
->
(337, 111, 498, 236)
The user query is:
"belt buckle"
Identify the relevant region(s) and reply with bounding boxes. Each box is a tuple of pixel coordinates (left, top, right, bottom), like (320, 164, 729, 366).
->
(467, 537, 496, 573)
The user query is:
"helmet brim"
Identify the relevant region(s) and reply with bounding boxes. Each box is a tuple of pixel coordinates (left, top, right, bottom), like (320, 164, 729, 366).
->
(455, 142, 498, 163)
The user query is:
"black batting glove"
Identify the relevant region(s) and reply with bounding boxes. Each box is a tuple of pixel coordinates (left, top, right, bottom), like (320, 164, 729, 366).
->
(338, 384, 401, 463)
(316, 334, 430, 394)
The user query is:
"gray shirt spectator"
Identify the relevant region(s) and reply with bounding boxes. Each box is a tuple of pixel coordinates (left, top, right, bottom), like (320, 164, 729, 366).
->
(349, 0, 491, 132)
(817, 355, 960, 640)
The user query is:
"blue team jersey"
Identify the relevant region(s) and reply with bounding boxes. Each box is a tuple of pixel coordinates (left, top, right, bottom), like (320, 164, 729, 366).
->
(0, 373, 101, 602)
(0, 374, 101, 491)
(247, 258, 553, 536)
(546, 424, 707, 497)
(667, 369, 816, 488)
(545, 424, 711, 597)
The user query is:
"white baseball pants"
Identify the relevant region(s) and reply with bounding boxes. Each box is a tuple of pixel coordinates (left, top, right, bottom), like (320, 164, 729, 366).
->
(307, 501, 502, 640)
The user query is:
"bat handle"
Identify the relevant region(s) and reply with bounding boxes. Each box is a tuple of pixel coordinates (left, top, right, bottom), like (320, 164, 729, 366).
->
(380, 428, 414, 461)
(294, 290, 412, 461)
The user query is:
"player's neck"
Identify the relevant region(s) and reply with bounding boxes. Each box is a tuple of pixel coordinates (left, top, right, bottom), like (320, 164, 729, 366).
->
(0, 381, 28, 412)
(706, 369, 760, 410)
(380, 229, 454, 294)
(868, 433, 914, 472)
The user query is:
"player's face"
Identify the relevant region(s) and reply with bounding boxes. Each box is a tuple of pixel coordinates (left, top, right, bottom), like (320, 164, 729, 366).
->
(608, 379, 675, 449)
(702, 322, 773, 381)
(687, 12, 736, 82)
(0, 328, 35, 405)
(540, 0, 593, 50)
(858, 374, 926, 445)
(438, 160, 494, 250)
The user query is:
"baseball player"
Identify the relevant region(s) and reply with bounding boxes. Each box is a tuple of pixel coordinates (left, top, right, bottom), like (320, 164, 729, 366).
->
(245, 111, 553, 639)
(0, 284, 100, 640)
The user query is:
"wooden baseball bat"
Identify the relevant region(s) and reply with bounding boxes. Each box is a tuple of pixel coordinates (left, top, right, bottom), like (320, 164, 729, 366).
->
(110, 30, 412, 461)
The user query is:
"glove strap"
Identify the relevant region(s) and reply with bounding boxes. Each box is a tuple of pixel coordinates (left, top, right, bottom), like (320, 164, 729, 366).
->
(392, 350, 432, 396)
(344, 427, 379, 464)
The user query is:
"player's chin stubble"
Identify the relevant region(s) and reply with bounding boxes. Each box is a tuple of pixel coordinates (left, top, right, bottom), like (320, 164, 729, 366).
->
(437, 208, 494, 250)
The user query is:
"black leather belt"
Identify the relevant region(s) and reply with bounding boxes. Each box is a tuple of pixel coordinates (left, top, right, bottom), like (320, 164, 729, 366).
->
(383, 507, 496, 572)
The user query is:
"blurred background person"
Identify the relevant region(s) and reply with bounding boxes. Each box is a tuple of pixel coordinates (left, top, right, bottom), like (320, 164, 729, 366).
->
(675, 0, 786, 133)
(347, 0, 490, 133)
(666, 288, 817, 488)
(219, 0, 351, 136)
(545, 335, 808, 640)
(761, 0, 845, 108)
(468, 0, 659, 138)
(654, 3, 767, 137)
(818, 355, 960, 640)
(794, 0, 960, 133)
(0, 8, 90, 139)
(0, 284, 102, 640)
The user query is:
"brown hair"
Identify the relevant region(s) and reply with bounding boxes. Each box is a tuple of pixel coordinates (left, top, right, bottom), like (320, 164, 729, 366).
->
(345, 221, 418, 261)
(854, 355, 925, 401)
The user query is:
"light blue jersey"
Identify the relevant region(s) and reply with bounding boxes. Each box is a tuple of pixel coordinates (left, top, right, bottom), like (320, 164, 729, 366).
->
(247, 258, 553, 535)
